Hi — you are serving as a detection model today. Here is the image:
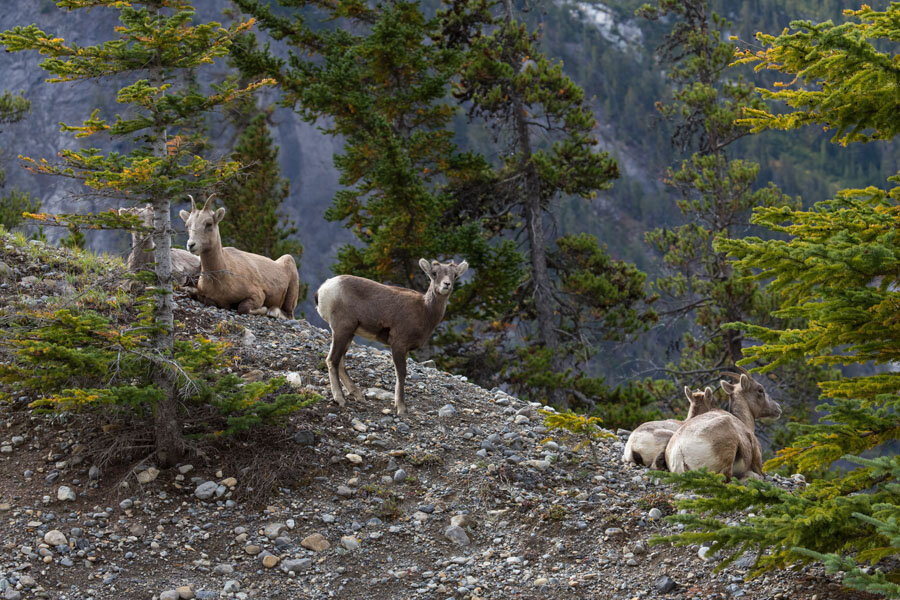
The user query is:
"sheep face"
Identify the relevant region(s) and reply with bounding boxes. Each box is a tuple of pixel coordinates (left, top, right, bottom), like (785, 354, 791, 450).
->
(419, 258, 468, 296)
(683, 385, 715, 419)
(721, 373, 781, 421)
(119, 204, 154, 248)
(180, 195, 225, 256)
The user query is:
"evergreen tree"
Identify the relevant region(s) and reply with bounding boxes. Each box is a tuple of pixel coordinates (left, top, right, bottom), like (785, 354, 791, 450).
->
(231, 0, 523, 327)
(0, 90, 40, 232)
(0, 0, 265, 465)
(657, 6, 900, 596)
(234, 0, 657, 422)
(636, 0, 828, 433)
(437, 0, 659, 419)
(217, 111, 307, 302)
(639, 0, 795, 375)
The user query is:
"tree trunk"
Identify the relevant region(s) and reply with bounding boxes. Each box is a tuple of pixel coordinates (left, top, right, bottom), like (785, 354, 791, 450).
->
(149, 64, 182, 468)
(150, 190, 181, 467)
(502, 0, 566, 409)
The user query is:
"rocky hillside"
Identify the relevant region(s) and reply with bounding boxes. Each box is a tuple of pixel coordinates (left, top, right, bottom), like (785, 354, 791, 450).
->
(0, 237, 875, 600)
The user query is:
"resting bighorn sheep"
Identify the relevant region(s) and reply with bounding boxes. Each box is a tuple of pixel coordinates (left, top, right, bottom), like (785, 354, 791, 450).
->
(179, 194, 300, 319)
(315, 258, 468, 415)
(654, 368, 781, 480)
(119, 204, 201, 287)
(622, 386, 715, 466)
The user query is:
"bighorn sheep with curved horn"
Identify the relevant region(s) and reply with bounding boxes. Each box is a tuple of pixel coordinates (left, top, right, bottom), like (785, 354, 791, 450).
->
(119, 204, 200, 287)
(654, 366, 781, 480)
(622, 386, 715, 466)
(315, 258, 468, 415)
(179, 194, 300, 319)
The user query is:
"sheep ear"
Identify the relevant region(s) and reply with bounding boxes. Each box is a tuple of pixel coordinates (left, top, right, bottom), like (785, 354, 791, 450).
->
(704, 387, 714, 404)
(455, 260, 469, 277)
(683, 386, 692, 402)
(720, 380, 735, 396)
(179, 210, 191, 223)
(213, 207, 226, 223)
(739, 374, 750, 389)
(419, 258, 432, 276)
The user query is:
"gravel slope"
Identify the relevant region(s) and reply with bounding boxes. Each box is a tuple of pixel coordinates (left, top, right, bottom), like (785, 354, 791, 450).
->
(0, 237, 876, 600)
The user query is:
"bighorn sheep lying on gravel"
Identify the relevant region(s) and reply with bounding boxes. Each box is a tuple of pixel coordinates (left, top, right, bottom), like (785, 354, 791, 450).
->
(179, 194, 299, 319)
(654, 369, 781, 480)
(622, 386, 715, 466)
(315, 258, 468, 415)
(119, 205, 201, 287)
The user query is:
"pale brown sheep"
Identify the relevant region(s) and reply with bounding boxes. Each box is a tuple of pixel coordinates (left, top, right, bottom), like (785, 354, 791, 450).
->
(314, 258, 468, 415)
(179, 194, 299, 319)
(119, 204, 201, 287)
(622, 386, 715, 466)
(654, 369, 781, 480)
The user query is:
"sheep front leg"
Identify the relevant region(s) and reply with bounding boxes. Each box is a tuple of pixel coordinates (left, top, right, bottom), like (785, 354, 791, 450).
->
(266, 307, 286, 319)
(749, 441, 764, 477)
(391, 347, 408, 416)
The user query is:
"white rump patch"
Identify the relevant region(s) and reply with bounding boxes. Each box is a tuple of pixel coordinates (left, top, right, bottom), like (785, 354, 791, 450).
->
(316, 277, 343, 325)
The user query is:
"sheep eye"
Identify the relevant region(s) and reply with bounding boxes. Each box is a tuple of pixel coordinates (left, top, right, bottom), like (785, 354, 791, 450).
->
(205, 223, 212, 230)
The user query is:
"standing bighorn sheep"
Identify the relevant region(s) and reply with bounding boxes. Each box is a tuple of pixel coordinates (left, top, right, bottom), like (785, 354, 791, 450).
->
(119, 204, 201, 287)
(654, 368, 781, 480)
(179, 194, 300, 319)
(622, 386, 715, 466)
(315, 258, 468, 415)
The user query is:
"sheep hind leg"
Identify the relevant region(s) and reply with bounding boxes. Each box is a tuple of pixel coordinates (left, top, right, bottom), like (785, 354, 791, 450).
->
(237, 298, 266, 316)
(338, 357, 363, 402)
(326, 331, 353, 408)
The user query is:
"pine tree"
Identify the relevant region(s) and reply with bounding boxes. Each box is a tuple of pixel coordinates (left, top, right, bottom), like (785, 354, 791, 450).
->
(635, 0, 829, 432)
(437, 0, 658, 419)
(657, 6, 900, 595)
(0, 90, 40, 232)
(231, 0, 523, 324)
(0, 0, 266, 465)
(217, 111, 307, 302)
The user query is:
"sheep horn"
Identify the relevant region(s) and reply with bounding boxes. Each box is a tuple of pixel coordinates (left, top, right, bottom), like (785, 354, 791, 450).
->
(722, 371, 742, 381)
(187, 194, 196, 212)
(736, 364, 751, 376)
(202, 193, 217, 211)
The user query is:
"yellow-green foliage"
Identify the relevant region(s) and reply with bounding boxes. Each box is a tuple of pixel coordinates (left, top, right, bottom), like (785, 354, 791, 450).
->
(656, 6, 900, 595)
(0, 305, 318, 435)
(541, 409, 615, 456)
(735, 5, 900, 145)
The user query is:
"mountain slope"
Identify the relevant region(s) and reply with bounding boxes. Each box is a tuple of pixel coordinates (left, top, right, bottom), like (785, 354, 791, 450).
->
(0, 231, 871, 600)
